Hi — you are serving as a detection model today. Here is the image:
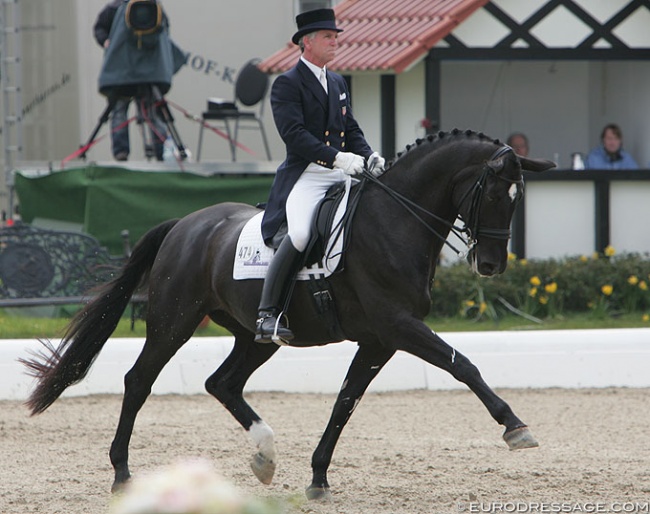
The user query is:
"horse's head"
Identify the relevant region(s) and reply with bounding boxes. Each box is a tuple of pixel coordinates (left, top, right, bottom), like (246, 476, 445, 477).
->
(454, 145, 555, 277)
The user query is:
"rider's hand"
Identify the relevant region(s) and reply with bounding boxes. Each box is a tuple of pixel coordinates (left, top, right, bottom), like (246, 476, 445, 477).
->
(334, 152, 365, 176)
(367, 151, 385, 177)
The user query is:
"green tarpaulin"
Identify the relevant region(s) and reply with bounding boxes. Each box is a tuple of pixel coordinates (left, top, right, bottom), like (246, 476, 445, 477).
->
(15, 166, 274, 255)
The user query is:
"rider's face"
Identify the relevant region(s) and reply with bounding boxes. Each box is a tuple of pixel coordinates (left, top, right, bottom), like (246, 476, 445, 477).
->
(304, 30, 339, 68)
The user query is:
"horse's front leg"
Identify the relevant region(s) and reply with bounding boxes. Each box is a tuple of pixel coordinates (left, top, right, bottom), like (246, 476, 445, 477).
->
(391, 319, 538, 449)
(307, 341, 395, 501)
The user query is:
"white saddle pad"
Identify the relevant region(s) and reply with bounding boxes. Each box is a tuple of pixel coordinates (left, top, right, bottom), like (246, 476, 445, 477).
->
(233, 181, 350, 280)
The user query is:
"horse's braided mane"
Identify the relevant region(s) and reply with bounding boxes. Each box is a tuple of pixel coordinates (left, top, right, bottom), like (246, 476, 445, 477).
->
(385, 128, 501, 170)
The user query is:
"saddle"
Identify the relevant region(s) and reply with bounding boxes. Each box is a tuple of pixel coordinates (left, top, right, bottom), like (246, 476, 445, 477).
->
(264, 180, 361, 341)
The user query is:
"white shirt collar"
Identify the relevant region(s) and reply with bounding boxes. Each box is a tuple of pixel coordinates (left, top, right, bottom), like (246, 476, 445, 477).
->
(301, 56, 326, 82)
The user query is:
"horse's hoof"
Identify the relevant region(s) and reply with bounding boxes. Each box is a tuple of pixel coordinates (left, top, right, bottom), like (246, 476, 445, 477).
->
(111, 478, 129, 494)
(306, 485, 333, 501)
(503, 426, 539, 450)
(251, 452, 275, 485)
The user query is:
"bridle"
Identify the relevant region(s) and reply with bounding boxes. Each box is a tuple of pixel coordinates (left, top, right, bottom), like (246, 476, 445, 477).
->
(456, 144, 523, 245)
(360, 144, 522, 257)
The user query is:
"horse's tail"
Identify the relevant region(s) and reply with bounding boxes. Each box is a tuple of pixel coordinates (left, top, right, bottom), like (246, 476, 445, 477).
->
(21, 219, 180, 415)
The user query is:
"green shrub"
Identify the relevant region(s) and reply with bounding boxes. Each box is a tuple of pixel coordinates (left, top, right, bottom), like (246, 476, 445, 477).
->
(431, 247, 650, 321)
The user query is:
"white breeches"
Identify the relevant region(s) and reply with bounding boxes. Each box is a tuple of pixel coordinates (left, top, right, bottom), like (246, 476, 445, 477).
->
(285, 166, 350, 252)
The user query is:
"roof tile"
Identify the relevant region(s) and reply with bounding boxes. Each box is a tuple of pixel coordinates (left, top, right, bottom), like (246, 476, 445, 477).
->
(259, 0, 488, 74)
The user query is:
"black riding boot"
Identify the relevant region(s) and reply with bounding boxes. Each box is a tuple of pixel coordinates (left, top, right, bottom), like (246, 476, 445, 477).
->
(255, 237, 304, 344)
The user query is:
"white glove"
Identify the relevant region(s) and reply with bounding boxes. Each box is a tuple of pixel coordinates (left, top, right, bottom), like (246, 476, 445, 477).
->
(334, 152, 365, 176)
(367, 151, 385, 177)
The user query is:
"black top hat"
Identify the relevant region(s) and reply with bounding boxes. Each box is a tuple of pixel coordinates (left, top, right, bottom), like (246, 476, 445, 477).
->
(292, 8, 342, 45)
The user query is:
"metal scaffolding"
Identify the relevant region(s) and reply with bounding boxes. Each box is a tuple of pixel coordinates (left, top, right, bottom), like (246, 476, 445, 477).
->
(0, 0, 23, 221)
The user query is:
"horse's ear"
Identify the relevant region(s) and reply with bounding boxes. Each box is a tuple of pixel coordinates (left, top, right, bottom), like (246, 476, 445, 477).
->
(519, 157, 556, 172)
(487, 157, 505, 172)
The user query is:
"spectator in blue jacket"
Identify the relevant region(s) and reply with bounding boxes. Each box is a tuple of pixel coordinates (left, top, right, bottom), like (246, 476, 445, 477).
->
(585, 123, 638, 170)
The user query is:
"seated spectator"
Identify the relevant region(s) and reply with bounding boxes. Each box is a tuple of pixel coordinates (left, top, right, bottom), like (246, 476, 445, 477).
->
(584, 123, 638, 170)
(507, 132, 529, 157)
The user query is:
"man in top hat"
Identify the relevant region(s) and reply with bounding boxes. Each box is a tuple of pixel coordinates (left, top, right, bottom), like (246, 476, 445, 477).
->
(255, 7, 385, 344)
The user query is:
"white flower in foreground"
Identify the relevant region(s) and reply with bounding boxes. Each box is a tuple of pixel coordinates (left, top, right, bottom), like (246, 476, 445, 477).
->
(109, 458, 281, 514)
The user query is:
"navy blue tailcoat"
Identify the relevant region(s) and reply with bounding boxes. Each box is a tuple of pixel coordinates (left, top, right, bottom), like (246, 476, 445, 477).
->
(261, 59, 373, 244)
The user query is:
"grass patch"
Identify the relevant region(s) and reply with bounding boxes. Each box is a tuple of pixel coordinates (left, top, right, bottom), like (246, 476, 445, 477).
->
(425, 311, 650, 332)
(1, 309, 647, 340)
(0, 310, 231, 339)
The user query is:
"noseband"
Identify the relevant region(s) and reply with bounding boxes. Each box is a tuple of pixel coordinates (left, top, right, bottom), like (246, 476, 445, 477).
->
(360, 144, 522, 257)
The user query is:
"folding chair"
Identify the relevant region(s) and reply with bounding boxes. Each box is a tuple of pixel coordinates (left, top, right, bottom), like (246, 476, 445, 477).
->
(196, 58, 272, 161)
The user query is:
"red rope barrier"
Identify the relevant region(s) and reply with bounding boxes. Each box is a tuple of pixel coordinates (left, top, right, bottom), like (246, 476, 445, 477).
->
(61, 98, 259, 167)
(60, 115, 138, 167)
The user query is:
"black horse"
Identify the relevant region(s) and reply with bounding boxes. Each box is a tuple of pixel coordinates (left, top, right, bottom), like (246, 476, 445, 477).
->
(22, 130, 554, 500)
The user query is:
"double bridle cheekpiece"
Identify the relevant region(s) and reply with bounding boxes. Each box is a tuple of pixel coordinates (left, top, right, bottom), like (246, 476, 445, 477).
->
(360, 144, 522, 258)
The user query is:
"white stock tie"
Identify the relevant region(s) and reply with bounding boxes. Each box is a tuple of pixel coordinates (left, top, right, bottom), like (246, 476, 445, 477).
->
(319, 68, 328, 94)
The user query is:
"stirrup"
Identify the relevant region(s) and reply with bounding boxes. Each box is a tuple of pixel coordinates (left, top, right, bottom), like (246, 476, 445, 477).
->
(255, 312, 293, 346)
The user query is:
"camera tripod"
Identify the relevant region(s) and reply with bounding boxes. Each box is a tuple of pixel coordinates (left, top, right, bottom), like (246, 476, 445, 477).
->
(80, 84, 188, 161)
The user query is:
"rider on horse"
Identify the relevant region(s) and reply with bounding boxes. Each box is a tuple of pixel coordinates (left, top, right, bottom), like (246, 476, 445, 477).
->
(255, 8, 385, 344)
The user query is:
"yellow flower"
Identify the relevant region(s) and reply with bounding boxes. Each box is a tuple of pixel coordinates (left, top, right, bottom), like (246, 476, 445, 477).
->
(465, 300, 475, 307)
(539, 295, 549, 305)
(529, 287, 537, 297)
(639, 281, 648, 291)
(627, 275, 639, 286)
(601, 284, 613, 296)
(544, 282, 558, 294)
(529, 276, 541, 286)
(591, 252, 600, 260)
(643, 314, 650, 322)
(519, 259, 528, 266)
(479, 301, 487, 314)
(507, 252, 517, 261)
(604, 245, 616, 257)
(579, 255, 588, 263)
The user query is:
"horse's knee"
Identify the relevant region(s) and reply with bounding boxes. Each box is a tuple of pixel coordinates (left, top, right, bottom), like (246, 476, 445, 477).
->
(449, 354, 482, 382)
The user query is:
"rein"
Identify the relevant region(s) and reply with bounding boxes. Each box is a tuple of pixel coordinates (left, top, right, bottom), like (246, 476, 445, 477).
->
(360, 144, 518, 257)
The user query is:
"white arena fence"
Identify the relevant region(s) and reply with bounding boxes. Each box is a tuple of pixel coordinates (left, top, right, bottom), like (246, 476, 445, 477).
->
(2, 329, 649, 401)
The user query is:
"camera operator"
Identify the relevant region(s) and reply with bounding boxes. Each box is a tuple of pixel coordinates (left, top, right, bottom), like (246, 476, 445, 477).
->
(94, 0, 182, 161)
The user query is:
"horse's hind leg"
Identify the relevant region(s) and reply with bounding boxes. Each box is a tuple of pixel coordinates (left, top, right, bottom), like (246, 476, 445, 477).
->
(307, 342, 395, 501)
(204, 316, 280, 485)
(109, 316, 202, 491)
